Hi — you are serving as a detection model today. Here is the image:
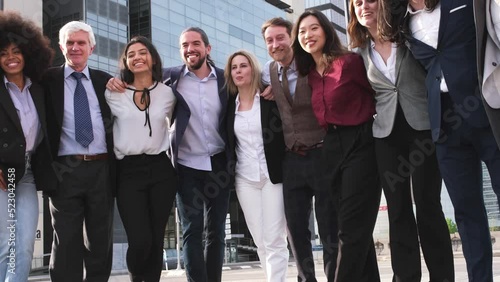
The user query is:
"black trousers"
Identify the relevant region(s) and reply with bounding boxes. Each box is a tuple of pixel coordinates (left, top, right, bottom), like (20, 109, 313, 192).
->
(116, 152, 177, 282)
(322, 121, 381, 282)
(49, 157, 114, 282)
(283, 148, 339, 282)
(375, 105, 454, 282)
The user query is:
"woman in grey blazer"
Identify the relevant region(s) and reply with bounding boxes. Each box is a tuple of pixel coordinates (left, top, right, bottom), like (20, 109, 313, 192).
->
(347, 0, 454, 280)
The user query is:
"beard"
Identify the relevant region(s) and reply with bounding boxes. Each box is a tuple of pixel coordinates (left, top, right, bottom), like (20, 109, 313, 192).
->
(185, 53, 207, 71)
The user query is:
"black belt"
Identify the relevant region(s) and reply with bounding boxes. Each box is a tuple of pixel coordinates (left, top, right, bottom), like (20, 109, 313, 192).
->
(61, 153, 108, 161)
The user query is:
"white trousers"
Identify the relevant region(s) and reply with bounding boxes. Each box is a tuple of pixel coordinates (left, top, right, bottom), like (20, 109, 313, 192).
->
(235, 175, 288, 282)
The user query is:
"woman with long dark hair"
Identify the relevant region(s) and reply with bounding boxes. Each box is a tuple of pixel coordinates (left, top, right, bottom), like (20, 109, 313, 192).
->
(105, 36, 177, 282)
(291, 9, 382, 282)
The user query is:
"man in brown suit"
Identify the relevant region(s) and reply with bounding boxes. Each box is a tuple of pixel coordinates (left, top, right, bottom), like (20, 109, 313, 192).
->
(261, 17, 339, 282)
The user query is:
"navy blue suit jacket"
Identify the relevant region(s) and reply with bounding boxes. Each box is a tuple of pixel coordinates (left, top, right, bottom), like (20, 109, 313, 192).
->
(162, 65, 228, 165)
(405, 0, 490, 141)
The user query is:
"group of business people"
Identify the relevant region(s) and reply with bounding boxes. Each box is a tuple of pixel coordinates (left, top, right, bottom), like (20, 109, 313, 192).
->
(225, 0, 500, 281)
(1, 0, 499, 281)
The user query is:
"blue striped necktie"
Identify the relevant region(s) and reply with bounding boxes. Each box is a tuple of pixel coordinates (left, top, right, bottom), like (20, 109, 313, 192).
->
(71, 72, 94, 147)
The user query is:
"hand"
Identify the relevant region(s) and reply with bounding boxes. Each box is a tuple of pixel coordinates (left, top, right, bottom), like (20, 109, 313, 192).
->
(0, 169, 6, 192)
(106, 77, 127, 93)
(260, 85, 275, 101)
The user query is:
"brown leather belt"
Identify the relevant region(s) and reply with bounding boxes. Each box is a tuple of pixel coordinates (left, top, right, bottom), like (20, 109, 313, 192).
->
(68, 153, 108, 161)
(287, 143, 323, 156)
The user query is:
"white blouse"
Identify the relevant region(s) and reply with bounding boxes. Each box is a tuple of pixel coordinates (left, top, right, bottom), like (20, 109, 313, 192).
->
(105, 82, 176, 160)
(234, 93, 269, 182)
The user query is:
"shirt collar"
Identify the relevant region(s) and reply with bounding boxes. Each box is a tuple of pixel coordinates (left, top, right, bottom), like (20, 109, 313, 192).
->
(4, 75, 32, 92)
(64, 64, 90, 80)
(278, 59, 296, 74)
(183, 64, 217, 79)
(406, 2, 439, 16)
(234, 92, 260, 112)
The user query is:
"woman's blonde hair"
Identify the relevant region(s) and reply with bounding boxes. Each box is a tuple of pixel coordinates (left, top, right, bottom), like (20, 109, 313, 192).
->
(224, 50, 262, 96)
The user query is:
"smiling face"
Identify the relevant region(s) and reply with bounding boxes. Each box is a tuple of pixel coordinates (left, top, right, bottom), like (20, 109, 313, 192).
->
(264, 25, 294, 65)
(126, 42, 153, 75)
(0, 43, 25, 79)
(230, 55, 252, 89)
(179, 30, 211, 71)
(354, 0, 378, 30)
(60, 30, 94, 72)
(298, 15, 326, 57)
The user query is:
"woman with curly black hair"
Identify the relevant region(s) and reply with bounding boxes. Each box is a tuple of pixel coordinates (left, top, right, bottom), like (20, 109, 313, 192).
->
(0, 11, 54, 282)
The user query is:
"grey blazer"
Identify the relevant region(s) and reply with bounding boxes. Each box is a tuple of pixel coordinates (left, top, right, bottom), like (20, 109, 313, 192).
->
(475, 0, 500, 148)
(358, 45, 430, 138)
(475, 0, 500, 108)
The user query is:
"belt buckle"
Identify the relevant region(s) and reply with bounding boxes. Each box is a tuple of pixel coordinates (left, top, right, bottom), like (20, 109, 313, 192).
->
(83, 155, 91, 161)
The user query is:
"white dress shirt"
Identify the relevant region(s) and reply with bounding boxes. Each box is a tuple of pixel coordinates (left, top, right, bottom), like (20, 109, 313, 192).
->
(370, 41, 398, 84)
(262, 60, 298, 97)
(58, 64, 107, 156)
(408, 3, 449, 92)
(4, 76, 41, 153)
(234, 92, 269, 181)
(105, 82, 176, 160)
(176, 65, 225, 171)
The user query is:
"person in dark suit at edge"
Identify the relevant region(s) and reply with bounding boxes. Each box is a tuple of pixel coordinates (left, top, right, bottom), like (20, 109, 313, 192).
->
(382, 0, 500, 280)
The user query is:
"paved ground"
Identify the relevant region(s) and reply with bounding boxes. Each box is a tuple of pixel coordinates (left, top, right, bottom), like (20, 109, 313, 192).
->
(29, 256, 500, 281)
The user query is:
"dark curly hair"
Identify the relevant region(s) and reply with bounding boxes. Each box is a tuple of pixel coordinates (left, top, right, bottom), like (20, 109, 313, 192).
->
(0, 11, 54, 82)
(119, 36, 163, 84)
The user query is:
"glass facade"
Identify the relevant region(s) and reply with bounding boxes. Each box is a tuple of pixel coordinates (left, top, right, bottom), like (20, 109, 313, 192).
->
(150, 0, 285, 69)
(43, 0, 128, 75)
(484, 163, 500, 227)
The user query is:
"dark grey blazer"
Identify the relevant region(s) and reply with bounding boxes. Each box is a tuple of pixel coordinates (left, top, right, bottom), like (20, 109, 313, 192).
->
(358, 45, 430, 138)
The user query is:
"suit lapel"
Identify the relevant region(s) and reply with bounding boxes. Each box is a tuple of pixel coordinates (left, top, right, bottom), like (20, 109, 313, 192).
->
(260, 98, 270, 133)
(360, 46, 393, 86)
(393, 47, 405, 85)
(438, 0, 453, 47)
(0, 82, 23, 134)
(89, 68, 111, 128)
(485, 0, 500, 48)
(216, 67, 228, 126)
(30, 82, 47, 134)
(227, 95, 236, 152)
(51, 66, 65, 128)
